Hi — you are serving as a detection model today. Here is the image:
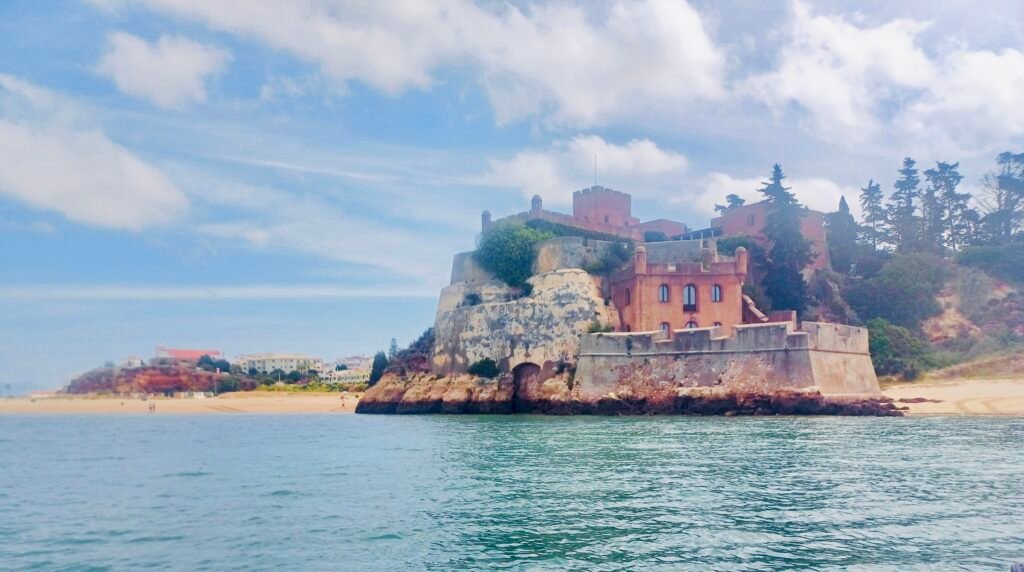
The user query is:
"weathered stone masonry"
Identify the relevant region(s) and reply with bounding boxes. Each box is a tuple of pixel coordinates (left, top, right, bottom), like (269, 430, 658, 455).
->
(574, 321, 880, 401)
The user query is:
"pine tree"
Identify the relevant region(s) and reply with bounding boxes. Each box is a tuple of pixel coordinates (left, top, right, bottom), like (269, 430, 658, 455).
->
(923, 162, 970, 251)
(888, 158, 920, 252)
(368, 351, 389, 386)
(859, 179, 887, 249)
(388, 338, 399, 359)
(824, 196, 860, 275)
(714, 194, 746, 214)
(758, 164, 812, 312)
(978, 151, 1024, 243)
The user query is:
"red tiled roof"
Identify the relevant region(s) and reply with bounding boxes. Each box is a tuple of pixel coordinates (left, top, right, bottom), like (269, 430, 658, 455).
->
(156, 347, 221, 360)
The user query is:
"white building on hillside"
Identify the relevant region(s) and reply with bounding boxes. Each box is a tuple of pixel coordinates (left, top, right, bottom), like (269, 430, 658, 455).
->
(322, 369, 370, 383)
(236, 353, 325, 374)
(337, 355, 372, 371)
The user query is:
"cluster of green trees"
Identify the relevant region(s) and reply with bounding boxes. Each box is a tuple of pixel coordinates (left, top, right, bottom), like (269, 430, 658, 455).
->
(197, 355, 231, 373)
(474, 223, 554, 292)
(853, 153, 1024, 260)
(717, 152, 1023, 379)
(367, 329, 436, 386)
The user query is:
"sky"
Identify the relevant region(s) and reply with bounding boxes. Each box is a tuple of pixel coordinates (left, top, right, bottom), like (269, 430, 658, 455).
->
(2, 0, 1024, 393)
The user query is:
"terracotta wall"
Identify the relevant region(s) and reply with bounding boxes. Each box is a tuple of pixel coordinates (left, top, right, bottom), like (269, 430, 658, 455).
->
(610, 245, 748, 334)
(612, 264, 745, 334)
(572, 186, 636, 228)
(711, 201, 831, 271)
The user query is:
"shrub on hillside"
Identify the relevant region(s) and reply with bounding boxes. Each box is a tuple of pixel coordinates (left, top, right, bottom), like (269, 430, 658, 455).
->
(387, 328, 435, 375)
(958, 243, 1024, 284)
(467, 358, 501, 378)
(583, 242, 634, 275)
(867, 318, 936, 380)
(524, 218, 627, 243)
(845, 253, 950, 330)
(475, 224, 553, 289)
(586, 321, 615, 333)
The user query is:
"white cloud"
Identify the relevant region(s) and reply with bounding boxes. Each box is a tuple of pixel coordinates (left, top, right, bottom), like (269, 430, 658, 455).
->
(87, 0, 724, 126)
(0, 75, 188, 230)
(901, 48, 1024, 154)
(97, 32, 230, 109)
(697, 171, 859, 219)
(469, 0, 724, 125)
(745, 1, 934, 142)
(184, 176, 463, 284)
(486, 135, 688, 205)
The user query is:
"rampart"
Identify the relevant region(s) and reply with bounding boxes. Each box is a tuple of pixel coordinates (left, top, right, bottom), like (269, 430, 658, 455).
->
(575, 321, 880, 398)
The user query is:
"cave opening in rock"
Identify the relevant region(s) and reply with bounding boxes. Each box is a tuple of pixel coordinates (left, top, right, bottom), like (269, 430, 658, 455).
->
(511, 362, 540, 413)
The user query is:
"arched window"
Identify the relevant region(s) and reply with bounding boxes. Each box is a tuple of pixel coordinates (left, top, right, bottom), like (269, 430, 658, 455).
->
(624, 288, 631, 306)
(685, 320, 698, 329)
(713, 321, 723, 327)
(659, 284, 669, 302)
(683, 284, 697, 312)
(625, 324, 631, 332)
(660, 322, 671, 334)
(711, 284, 723, 303)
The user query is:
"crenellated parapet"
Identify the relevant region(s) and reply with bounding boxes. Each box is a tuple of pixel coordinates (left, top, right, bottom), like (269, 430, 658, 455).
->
(575, 321, 880, 398)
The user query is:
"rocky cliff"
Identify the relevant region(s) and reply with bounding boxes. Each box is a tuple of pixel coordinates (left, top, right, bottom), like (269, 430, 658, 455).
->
(65, 365, 253, 394)
(356, 372, 900, 416)
(431, 268, 618, 376)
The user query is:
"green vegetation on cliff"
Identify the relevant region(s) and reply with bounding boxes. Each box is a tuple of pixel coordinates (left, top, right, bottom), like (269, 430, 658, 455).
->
(467, 358, 500, 378)
(866, 318, 935, 380)
(958, 243, 1024, 284)
(475, 223, 553, 290)
(368, 351, 389, 386)
(845, 253, 950, 329)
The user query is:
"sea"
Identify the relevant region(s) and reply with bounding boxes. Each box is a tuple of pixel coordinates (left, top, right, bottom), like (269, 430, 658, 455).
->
(1, 414, 1022, 571)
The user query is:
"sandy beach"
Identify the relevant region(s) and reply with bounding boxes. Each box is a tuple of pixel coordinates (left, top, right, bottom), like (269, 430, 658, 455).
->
(883, 378, 1024, 415)
(4, 380, 1024, 415)
(0, 391, 359, 415)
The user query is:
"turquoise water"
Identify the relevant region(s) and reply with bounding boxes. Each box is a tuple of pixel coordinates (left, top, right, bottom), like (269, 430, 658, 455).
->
(1, 415, 1022, 571)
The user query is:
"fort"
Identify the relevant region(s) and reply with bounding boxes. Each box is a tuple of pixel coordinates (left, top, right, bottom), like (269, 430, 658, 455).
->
(483, 186, 688, 241)
(359, 186, 892, 416)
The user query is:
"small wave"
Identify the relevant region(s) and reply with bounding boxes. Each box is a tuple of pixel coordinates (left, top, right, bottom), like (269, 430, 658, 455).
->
(128, 535, 185, 544)
(162, 471, 211, 478)
(364, 532, 403, 541)
(53, 537, 104, 546)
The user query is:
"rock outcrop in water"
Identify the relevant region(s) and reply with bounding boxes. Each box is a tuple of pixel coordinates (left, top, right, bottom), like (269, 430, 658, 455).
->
(356, 373, 901, 416)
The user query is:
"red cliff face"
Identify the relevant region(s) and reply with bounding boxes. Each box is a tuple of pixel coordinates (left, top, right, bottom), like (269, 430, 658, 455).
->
(65, 366, 251, 394)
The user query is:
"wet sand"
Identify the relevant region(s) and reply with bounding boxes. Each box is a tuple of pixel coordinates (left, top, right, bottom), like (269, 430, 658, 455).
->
(0, 392, 359, 414)
(883, 378, 1024, 415)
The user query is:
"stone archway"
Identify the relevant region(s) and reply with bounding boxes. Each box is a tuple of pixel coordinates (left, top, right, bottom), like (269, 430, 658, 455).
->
(511, 362, 540, 413)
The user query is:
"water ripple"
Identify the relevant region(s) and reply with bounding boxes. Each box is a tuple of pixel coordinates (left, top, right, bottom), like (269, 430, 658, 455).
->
(0, 415, 1021, 570)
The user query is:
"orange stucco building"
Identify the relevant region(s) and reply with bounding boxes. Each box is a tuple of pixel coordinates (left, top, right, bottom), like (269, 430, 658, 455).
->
(478, 187, 813, 334)
(708, 200, 830, 271)
(610, 244, 749, 335)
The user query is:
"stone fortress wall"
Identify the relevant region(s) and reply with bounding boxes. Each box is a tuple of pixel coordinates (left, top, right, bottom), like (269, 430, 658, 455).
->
(575, 320, 880, 399)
